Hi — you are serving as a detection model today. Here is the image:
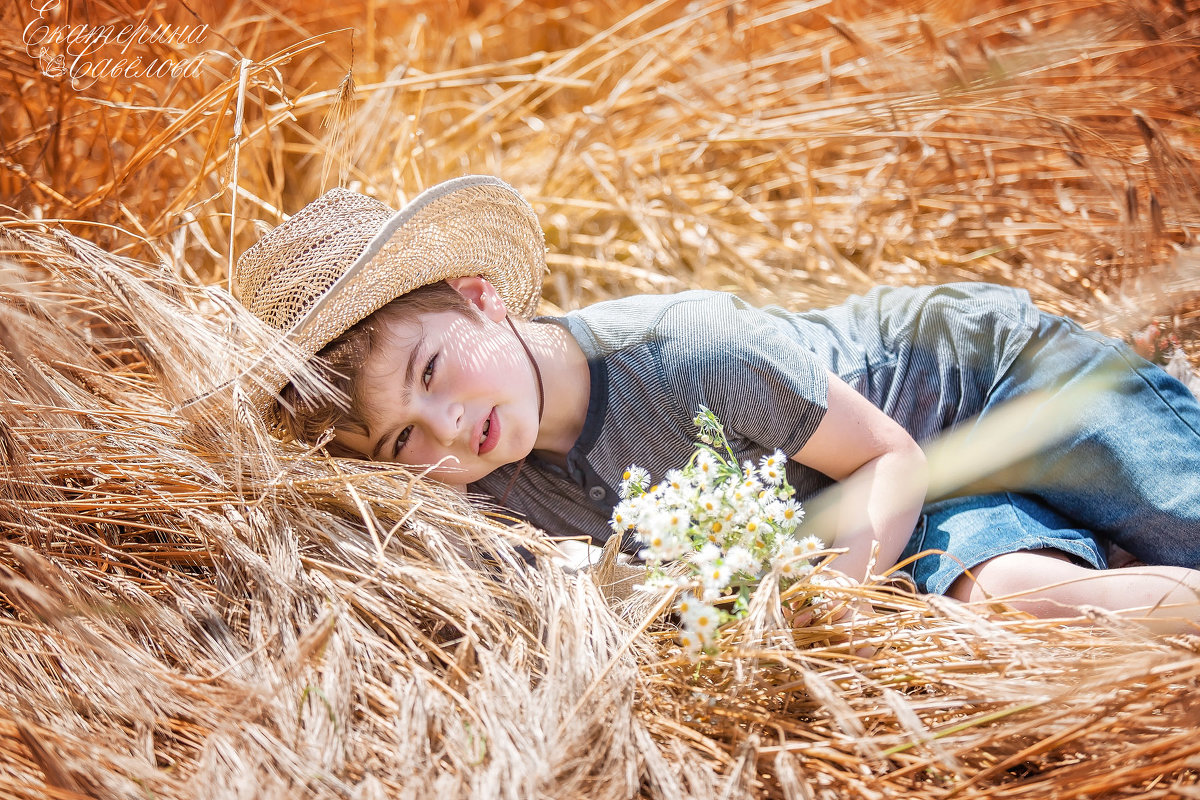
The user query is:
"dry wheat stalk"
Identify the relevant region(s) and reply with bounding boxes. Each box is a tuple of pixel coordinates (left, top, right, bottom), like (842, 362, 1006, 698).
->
(1, 1, 1200, 798)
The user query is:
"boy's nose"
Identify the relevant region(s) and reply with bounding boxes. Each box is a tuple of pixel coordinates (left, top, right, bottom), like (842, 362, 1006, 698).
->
(427, 402, 465, 448)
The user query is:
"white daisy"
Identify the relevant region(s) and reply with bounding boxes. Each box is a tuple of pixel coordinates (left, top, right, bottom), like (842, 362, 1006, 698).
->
(610, 498, 639, 532)
(758, 450, 787, 485)
(619, 465, 650, 498)
(725, 545, 761, 577)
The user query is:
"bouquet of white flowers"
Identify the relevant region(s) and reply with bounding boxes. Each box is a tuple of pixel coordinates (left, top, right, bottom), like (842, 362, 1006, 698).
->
(611, 407, 834, 657)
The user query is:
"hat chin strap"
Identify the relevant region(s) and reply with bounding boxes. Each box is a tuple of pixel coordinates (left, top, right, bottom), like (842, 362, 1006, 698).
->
(505, 316, 545, 423)
(499, 315, 545, 505)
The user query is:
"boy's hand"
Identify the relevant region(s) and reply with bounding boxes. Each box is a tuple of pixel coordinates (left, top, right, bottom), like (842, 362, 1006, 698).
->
(784, 572, 878, 657)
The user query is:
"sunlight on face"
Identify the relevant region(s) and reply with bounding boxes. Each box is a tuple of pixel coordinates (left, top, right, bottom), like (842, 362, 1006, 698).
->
(335, 308, 541, 484)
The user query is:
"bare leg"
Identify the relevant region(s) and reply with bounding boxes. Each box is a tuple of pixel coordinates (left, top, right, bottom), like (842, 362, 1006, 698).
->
(947, 549, 1200, 634)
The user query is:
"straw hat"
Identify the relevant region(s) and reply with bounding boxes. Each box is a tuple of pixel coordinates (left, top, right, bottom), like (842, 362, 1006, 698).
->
(191, 175, 546, 412)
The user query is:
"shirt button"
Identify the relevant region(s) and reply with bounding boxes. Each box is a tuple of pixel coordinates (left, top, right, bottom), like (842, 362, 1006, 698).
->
(588, 486, 607, 501)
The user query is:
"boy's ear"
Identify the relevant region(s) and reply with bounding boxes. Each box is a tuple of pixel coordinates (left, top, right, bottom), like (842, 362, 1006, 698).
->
(446, 276, 507, 322)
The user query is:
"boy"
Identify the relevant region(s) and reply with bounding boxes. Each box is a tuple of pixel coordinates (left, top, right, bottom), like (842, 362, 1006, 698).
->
(234, 175, 1200, 630)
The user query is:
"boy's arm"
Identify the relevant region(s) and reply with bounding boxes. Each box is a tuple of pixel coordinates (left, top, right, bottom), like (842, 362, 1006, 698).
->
(790, 372, 928, 582)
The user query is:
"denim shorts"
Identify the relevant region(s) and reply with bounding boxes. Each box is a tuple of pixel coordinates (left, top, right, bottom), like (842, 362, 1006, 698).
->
(899, 312, 1200, 595)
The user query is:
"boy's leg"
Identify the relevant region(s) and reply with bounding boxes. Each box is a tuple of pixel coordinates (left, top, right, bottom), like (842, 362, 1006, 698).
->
(901, 491, 1110, 596)
(972, 313, 1200, 567)
(901, 493, 1200, 633)
(948, 549, 1200, 634)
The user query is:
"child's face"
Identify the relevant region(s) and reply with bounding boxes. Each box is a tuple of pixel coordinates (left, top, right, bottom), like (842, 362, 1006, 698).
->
(333, 299, 541, 484)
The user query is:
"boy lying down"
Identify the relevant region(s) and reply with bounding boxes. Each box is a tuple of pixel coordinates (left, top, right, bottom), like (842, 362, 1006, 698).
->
(227, 175, 1200, 633)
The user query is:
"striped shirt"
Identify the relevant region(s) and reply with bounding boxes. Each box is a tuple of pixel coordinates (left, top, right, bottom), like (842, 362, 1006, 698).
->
(470, 283, 1041, 546)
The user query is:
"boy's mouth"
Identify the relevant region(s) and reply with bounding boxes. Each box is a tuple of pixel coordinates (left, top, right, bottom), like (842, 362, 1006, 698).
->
(478, 407, 499, 455)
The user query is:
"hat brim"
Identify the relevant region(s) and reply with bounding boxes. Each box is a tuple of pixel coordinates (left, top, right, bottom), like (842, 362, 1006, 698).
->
(288, 175, 545, 368)
(180, 175, 545, 417)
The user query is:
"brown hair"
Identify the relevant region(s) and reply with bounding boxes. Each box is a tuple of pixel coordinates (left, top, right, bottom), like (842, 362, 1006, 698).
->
(275, 280, 473, 454)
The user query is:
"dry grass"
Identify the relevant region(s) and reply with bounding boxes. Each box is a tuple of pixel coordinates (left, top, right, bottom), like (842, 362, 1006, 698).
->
(2, 0, 1200, 797)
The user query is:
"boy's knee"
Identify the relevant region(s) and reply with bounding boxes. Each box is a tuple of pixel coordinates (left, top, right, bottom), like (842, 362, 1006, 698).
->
(946, 548, 1079, 603)
(946, 571, 979, 603)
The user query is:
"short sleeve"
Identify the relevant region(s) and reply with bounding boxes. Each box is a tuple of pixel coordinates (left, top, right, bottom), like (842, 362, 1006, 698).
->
(658, 296, 829, 458)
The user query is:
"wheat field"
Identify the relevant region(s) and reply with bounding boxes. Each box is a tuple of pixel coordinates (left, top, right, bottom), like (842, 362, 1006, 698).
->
(2, 1, 1200, 797)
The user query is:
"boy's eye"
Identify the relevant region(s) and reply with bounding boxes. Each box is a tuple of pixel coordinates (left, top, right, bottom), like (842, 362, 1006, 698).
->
(391, 354, 437, 457)
(391, 354, 436, 458)
(394, 425, 413, 455)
